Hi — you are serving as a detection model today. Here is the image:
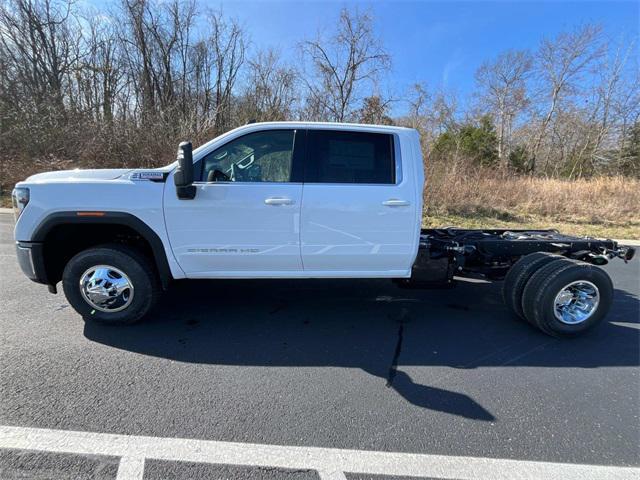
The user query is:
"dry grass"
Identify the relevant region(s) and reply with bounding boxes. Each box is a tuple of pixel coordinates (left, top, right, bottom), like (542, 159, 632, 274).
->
(425, 165, 639, 239)
(423, 213, 640, 240)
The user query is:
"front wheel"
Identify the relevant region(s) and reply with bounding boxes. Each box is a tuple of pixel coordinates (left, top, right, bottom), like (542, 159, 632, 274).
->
(521, 260, 613, 337)
(62, 245, 160, 325)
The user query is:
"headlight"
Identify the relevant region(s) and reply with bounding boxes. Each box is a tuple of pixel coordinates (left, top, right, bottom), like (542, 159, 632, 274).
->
(11, 187, 29, 220)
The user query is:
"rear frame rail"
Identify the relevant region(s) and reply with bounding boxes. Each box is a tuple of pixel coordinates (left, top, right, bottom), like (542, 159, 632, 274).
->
(406, 228, 635, 285)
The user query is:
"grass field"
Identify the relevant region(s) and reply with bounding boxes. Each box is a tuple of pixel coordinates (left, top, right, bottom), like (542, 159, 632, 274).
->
(424, 170, 639, 240)
(424, 212, 639, 239)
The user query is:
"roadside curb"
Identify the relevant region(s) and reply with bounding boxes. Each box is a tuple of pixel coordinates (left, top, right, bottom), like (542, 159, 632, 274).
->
(0, 208, 11, 214)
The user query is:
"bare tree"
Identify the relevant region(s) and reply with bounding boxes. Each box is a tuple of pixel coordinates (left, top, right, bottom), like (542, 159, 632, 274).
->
(74, 13, 127, 124)
(121, 0, 199, 119)
(301, 8, 390, 122)
(528, 24, 605, 172)
(0, 0, 79, 113)
(566, 39, 637, 178)
(238, 49, 298, 123)
(207, 9, 245, 132)
(357, 95, 393, 125)
(405, 83, 431, 130)
(401, 83, 460, 155)
(475, 49, 532, 169)
(121, 0, 155, 117)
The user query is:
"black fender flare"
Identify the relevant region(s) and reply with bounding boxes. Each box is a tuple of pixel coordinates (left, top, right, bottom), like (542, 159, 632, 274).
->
(32, 211, 173, 289)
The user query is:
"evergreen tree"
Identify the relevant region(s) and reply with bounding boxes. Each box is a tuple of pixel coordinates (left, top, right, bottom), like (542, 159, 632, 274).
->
(433, 115, 498, 167)
(619, 122, 640, 177)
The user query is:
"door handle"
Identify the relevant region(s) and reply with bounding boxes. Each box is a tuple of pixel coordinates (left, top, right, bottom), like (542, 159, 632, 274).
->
(265, 197, 294, 206)
(382, 199, 410, 207)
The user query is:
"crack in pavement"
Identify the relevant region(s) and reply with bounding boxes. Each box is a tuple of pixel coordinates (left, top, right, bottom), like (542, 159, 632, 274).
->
(386, 308, 409, 387)
(385, 323, 404, 388)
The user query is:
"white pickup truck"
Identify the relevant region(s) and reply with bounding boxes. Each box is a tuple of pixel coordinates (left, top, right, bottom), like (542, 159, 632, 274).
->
(12, 122, 635, 336)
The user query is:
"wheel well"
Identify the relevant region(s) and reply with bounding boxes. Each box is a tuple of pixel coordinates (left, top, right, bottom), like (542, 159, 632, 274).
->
(32, 212, 173, 289)
(41, 223, 158, 287)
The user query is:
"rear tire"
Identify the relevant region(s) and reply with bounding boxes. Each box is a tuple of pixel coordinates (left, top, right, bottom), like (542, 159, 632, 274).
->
(521, 260, 613, 337)
(62, 244, 160, 325)
(502, 252, 566, 322)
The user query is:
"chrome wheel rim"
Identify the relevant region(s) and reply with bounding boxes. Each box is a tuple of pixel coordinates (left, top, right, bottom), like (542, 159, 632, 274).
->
(553, 280, 600, 325)
(79, 265, 134, 313)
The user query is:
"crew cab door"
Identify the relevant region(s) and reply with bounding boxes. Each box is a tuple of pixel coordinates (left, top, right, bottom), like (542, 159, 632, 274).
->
(164, 129, 304, 277)
(300, 129, 419, 276)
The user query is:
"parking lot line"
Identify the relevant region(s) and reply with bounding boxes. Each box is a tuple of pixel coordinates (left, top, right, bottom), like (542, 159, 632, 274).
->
(115, 456, 145, 480)
(317, 471, 348, 480)
(1, 425, 637, 480)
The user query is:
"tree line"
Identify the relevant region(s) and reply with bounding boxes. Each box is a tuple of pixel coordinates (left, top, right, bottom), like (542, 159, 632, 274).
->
(0, 0, 638, 193)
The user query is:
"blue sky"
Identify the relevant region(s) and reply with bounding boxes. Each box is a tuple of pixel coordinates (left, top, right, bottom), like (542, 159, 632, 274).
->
(217, 0, 639, 111)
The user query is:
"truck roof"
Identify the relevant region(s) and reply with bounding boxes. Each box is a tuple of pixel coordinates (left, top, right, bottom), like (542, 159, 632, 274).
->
(192, 121, 417, 158)
(240, 121, 413, 133)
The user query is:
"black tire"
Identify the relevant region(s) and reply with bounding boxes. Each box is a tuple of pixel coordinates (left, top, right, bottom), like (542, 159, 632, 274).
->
(62, 244, 160, 325)
(521, 260, 613, 337)
(502, 252, 567, 322)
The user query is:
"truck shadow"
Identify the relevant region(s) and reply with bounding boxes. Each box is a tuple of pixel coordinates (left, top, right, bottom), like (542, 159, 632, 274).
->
(84, 276, 639, 422)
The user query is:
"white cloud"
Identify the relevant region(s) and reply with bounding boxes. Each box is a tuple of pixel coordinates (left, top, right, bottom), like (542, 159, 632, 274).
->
(442, 48, 464, 87)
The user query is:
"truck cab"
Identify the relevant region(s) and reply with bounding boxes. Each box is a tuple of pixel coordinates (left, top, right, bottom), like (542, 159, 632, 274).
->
(165, 123, 423, 278)
(11, 122, 634, 336)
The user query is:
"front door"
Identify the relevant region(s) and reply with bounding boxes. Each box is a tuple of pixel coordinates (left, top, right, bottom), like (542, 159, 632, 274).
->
(164, 129, 304, 277)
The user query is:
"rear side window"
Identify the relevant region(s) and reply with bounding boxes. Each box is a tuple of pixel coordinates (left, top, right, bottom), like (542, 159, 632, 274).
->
(305, 130, 395, 184)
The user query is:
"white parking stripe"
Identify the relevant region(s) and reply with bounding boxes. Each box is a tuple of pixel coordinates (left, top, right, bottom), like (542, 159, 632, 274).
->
(116, 456, 145, 480)
(318, 471, 348, 480)
(0, 425, 637, 480)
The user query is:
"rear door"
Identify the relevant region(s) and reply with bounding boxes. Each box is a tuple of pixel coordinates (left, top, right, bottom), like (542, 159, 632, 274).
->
(300, 129, 418, 276)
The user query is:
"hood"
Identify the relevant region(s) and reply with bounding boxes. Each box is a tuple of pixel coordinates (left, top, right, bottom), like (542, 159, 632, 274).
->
(25, 168, 133, 182)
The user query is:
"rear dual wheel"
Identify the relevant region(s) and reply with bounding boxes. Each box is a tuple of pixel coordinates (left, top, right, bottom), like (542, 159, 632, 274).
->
(503, 253, 613, 337)
(503, 252, 564, 321)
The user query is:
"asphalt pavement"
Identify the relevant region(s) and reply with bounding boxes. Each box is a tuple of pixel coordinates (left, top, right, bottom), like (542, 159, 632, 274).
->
(1, 212, 638, 479)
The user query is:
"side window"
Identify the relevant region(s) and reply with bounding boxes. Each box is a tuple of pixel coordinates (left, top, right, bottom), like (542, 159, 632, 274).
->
(306, 130, 395, 184)
(201, 130, 296, 183)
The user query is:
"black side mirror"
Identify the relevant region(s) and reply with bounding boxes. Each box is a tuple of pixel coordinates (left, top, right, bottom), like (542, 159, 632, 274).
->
(174, 141, 196, 200)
